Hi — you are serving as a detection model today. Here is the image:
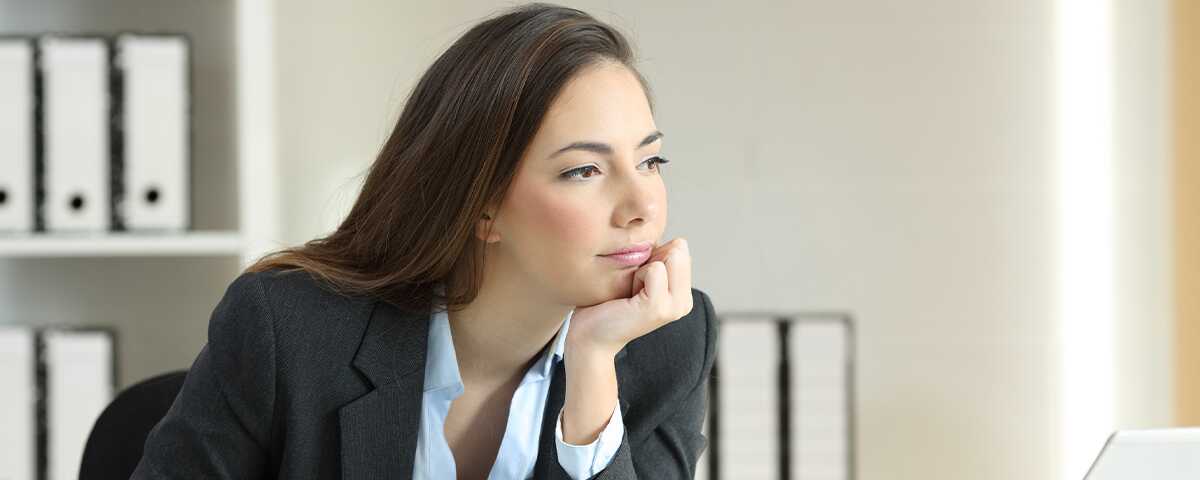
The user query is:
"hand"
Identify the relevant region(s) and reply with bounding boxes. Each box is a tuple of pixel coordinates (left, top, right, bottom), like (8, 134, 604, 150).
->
(567, 237, 694, 355)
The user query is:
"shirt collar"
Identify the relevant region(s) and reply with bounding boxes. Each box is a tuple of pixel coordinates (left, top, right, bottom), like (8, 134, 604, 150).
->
(423, 286, 572, 393)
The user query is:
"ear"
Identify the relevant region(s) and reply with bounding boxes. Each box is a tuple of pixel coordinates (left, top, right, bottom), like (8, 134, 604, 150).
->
(475, 210, 501, 243)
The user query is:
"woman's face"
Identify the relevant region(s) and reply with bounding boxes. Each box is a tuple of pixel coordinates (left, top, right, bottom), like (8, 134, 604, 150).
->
(486, 62, 667, 306)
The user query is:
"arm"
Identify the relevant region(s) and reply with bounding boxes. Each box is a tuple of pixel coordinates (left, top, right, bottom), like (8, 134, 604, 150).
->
(554, 397, 625, 478)
(131, 272, 278, 479)
(552, 288, 718, 479)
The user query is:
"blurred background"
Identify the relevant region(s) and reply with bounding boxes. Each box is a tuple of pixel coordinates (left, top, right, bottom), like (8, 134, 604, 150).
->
(0, 0, 1196, 479)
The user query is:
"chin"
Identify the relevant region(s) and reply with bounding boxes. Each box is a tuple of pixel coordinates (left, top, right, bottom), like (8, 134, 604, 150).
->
(595, 269, 637, 300)
(564, 261, 638, 305)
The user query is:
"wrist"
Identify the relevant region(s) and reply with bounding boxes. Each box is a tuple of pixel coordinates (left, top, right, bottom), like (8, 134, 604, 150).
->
(561, 341, 619, 445)
(565, 336, 621, 362)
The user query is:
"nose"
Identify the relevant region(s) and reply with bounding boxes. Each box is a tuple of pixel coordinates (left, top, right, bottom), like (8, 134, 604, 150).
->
(611, 170, 662, 228)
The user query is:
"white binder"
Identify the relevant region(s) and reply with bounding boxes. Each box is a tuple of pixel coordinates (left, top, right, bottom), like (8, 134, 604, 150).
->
(42, 329, 114, 480)
(789, 322, 851, 480)
(0, 39, 36, 233)
(716, 322, 780, 479)
(703, 318, 853, 480)
(114, 34, 190, 231)
(0, 327, 36, 480)
(39, 36, 110, 232)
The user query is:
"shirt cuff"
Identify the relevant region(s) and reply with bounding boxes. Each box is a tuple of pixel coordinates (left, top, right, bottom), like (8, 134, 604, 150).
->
(554, 399, 625, 479)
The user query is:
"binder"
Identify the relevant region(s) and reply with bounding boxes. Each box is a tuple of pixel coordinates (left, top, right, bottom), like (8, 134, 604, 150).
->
(789, 322, 851, 480)
(716, 322, 780, 479)
(41, 329, 114, 480)
(39, 36, 110, 232)
(705, 318, 853, 480)
(0, 327, 36, 480)
(113, 33, 190, 231)
(0, 38, 36, 233)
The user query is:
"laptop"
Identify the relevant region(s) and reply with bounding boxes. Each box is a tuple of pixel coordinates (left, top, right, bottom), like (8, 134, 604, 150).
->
(1083, 428, 1200, 479)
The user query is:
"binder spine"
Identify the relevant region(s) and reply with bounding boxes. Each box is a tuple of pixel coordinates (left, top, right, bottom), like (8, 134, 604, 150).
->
(38, 33, 113, 232)
(34, 330, 47, 480)
(0, 36, 40, 233)
(33, 37, 45, 233)
(114, 31, 193, 231)
(183, 32, 194, 232)
(37, 326, 118, 480)
(21, 29, 197, 234)
(109, 37, 125, 232)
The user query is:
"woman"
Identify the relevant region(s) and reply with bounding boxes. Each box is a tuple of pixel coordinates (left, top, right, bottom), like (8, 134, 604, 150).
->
(133, 3, 717, 479)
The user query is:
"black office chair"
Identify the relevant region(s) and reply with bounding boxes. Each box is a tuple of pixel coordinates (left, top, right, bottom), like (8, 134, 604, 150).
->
(79, 369, 189, 480)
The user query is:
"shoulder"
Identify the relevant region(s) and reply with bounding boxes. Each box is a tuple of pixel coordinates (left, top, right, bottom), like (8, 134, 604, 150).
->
(223, 267, 375, 318)
(209, 268, 377, 359)
(235, 267, 360, 310)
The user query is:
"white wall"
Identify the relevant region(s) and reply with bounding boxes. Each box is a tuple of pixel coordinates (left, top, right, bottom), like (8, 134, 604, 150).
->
(271, 1, 1173, 479)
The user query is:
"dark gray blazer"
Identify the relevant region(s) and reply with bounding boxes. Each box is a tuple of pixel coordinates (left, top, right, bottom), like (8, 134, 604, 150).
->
(131, 267, 718, 479)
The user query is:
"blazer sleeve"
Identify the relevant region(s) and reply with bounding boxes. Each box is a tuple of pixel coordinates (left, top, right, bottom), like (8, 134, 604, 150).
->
(553, 288, 717, 480)
(131, 272, 278, 479)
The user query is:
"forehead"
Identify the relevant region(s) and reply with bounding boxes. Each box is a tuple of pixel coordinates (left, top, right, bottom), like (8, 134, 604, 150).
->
(536, 63, 654, 142)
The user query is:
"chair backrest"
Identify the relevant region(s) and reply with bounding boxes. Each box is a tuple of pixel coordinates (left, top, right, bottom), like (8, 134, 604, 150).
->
(79, 369, 188, 480)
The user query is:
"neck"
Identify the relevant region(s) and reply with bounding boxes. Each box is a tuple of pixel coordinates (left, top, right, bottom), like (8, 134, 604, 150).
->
(445, 261, 572, 386)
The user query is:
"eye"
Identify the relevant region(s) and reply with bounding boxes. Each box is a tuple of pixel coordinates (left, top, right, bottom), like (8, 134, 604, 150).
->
(560, 165, 601, 180)
(641, 155, 670, 171)
(559, 155, 671, 181)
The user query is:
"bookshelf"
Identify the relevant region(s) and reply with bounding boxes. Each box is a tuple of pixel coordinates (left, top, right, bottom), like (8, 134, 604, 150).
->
(0, 231, 243, 257)
(0, 0, 281, 391)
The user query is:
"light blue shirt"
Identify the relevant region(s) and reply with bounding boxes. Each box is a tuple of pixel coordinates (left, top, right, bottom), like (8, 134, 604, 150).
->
(412, 302, 624, 479)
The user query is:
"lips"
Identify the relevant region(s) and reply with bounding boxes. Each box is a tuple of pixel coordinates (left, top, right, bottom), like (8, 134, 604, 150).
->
(601, 241, 653, 256)
(599, 241, 653, 268)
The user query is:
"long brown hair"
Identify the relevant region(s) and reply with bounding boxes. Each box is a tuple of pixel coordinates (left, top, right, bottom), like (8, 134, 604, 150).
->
(244, 2, 654, 315)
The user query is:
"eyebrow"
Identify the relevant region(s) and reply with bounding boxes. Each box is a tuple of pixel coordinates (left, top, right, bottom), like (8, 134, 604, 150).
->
(549, 130, 664, 159)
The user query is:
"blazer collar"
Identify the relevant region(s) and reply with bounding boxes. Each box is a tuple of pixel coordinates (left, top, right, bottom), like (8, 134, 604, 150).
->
(339, 297, 630, 480)
(340, 299, 429, 480)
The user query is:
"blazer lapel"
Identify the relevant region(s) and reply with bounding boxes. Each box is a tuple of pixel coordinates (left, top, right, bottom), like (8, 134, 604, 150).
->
(533, 347, 632, 479)
(339, 299, 430, 480)
(337, 298, 634, 480)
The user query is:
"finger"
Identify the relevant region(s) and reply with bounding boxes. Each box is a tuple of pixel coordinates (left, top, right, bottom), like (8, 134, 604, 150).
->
(633, 258, 656, 296)
(667, 238, 696, 319)
(633, 239, 675, 296)
(631, 265, 646, 297)
(647, 238, 684, 265)
(664, 238, 692, 310)
(639, 261, 670, 319)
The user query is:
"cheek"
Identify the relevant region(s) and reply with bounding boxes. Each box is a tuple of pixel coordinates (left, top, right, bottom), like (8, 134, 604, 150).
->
(523, 189, 597, 250)
(512, 188, 606, 298)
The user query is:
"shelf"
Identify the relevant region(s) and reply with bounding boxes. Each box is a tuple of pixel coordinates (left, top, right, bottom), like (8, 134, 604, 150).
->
(0, 230, 243, 258)
(0, 0, 277, 396)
